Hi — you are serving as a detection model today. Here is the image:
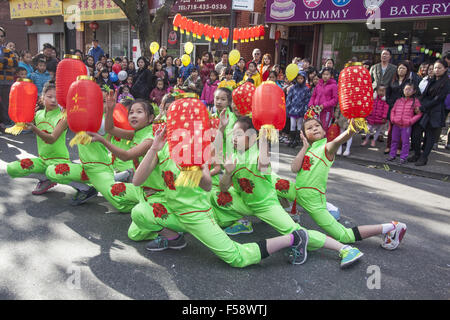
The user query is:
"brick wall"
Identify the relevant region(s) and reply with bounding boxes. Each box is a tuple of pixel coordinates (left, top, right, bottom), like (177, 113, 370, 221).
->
(0, 1, 30, 53)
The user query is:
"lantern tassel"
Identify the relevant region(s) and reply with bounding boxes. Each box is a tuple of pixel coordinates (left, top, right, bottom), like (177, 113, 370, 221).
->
(69, 131, 92, 147)
(175, 166, 203, 188)
(259, 124, 278, 144)
(349, 118, 369, 134)
(5, 122, 26, 135)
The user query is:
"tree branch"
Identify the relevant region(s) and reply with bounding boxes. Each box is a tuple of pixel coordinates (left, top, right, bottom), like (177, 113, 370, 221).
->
(153, 0, 177, 25)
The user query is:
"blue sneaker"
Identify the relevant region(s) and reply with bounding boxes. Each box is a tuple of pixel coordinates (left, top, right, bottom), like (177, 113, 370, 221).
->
(339, 247, 364, 268)
(224, 219, 253, 235)
(286, 229, 308, 265)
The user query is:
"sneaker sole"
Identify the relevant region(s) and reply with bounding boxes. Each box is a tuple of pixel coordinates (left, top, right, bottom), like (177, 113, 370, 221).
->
(291, 230, 309, 265)
(225, 229, 254, 236)
(341, 252, 364, 268)
(71, 192, 98, 206)
(32, 182, 57, 195)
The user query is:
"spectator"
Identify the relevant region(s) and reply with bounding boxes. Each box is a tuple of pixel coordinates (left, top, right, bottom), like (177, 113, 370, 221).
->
(179, 60, 197, 80)
(417, 62, 429, 79)
(94, 60, 104, 80)
(246, 48, 262, 70)
(164, 55, 178, 87)
(154, 60, 169, 88)
(120, 57, 129, 73)
(362, 85, 389, 148)
(125, 75, 133, 88)
(369, 49, 397, 90)
(306, 66, 318, 89)
(201, 70, 220, 112)
(268, 70, 284, 89)
(72, 49, 84, 60)
(106, 58, 113, 73)
(409, 60, 450, 166)
(150, 78, 167, 106)
(362, 60, 372, 71)
(301, 58, 311, 71)
(243, 61, 261, 87)
(6, 42, 18, 59)
(272, 64, 285, 82)
(419, 64, 434, 94)
(173, 75, 184, 92)
(405, 60, 421, 86)
(117, 85, 134, 103)
(199, 52, 215, 85)
(99, 55, 107, 66)
(233, 57, 246, 84)
(131, 56, 155, 99)
(181, 68, 203, 96)
(15, 66, 28, 80)
(87, 39, 105, 64)
(85, 55, 95, 70)
(33, 43, 58, 73)
(218, 67, 237, 90)
(260, 54, 273, 82)
(215, 51, 229, 76)
(18, 49, 34, 78)
(127, 60, 136, 76)
(30, 59, 51, 96)
(321, 58, 340, 81)
(96, 68, 114, 89)
(174, 57, 182, 69)
(153, 46, 167, 65)
(308, 67, 338, 133)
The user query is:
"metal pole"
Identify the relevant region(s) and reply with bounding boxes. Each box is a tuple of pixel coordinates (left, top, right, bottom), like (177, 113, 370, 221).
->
(229, 3, 235, 52)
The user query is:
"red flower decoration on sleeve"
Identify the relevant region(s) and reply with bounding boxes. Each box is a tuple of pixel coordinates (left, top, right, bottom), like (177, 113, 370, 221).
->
(152, 203, 168, 219)
(162, 171, 176, 190)
(275, 179, 290, 193)
(238, 178, 255, 194)
(55, 163, 70, 176)
(217, 191, 233, 207)
(302, 155, 312, 171)
(20, 158, 34, 170)
(110, 182, 126, 197)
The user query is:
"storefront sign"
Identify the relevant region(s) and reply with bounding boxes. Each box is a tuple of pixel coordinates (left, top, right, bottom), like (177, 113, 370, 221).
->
(171, 0, 231, 13)
(232, 0, 254, 11)
(63, 0, 126, 22)
(266, 0, 450, 23)
(9, 0, 63, 19)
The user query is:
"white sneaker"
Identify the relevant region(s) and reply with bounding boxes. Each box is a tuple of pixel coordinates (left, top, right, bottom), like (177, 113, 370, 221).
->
(336, 146, 342, 155)
(343, 150, 350, 156)
(381, 221, 407, 250)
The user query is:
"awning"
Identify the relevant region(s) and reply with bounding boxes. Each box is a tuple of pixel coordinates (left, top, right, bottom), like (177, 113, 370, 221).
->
(9, 0, 63, 19)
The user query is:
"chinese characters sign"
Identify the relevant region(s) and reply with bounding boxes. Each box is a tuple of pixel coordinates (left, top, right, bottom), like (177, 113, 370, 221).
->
(10, 0, 63, 19)
(63, 0, 126, 22)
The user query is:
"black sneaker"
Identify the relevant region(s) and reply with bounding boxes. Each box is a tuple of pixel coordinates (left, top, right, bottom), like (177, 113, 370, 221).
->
(71, 187, 97, 206)
(146, 233, 187, 252)
(286, 229, 308, 265)
(407, 154, 420, 163)
(414, 157, 428, 166)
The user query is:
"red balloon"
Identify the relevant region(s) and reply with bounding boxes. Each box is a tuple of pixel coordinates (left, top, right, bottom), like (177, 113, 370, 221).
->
(338, 64, 374, 119)
(112, 63, 121, 74)
(56, 54, 88, 108)
(327, 123, 341, 142)
(232, 82, 256, 116)
(67, 76, 103, 134)
(113, 103, 134, 131)
(252, 81, 286, 131)
(8, 79, 37, 125)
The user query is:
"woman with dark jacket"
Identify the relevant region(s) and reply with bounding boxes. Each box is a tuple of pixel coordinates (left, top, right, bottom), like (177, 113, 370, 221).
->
(131, 56, 155, 99)
(408, 60, 450, 166)
(164, 55, 179, 87)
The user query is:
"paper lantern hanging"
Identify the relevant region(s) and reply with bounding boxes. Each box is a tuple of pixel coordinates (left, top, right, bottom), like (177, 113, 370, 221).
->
(259, 25, 265, 40)
(179, 16, 188, 34)
(233, 29, 238, 44)
(338, 62, 374, 132)
(206, 25, 214, 42)
(192, 21, 199, 39)
(24, 19, 33, 26)
(221, 27, 229, 44)
(232, 82, 256, 117)
(55, 54, 88, 109)
(113, 103, 134, 131)
(198, 23, 205, 39)
(89, 21, 99, 31)
(173, 13, 181, 31)
(44, 18, 53, 25)
(251, 81, 286, 143)
(67, 76, 104, 147)
(239, 28, 244, 43)
(5, 79, 38, 135)
(213, 27, 221, 43)
(166, 97, 211, 187)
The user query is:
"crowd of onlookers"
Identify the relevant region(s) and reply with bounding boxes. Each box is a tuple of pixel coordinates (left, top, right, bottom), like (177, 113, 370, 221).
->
(1, 25, 449, 167)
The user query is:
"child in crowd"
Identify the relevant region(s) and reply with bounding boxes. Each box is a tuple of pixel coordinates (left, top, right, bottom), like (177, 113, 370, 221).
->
(218, 67, 236, 91)
(97, 68, 114, 89)
(18, 50, 34, 78)
(362, 85, 389, 148)
(386, 82, 422, 164)
(15, 66, 28, 80)
(201, 70, 220, 113)
(117, 85, 134, 103)
(150, 78, 167, 106)
(286, 71, 311, 148)
(243, 62, 261, 87)
(30, 59, 51, 96)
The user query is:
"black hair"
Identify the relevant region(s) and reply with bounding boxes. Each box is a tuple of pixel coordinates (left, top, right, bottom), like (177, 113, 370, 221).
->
(115, 57, 122, 63)
(42, 80, 56, 95)
(382, 48, 392, 55)
(210, 70, 219, 79)
(43, 43, 54, 50)
(221, 51, 229, 57)
(118, 85, 130, 95)
(246, 78, 255, 84)
(20, 49, 31, 58)
(224, 67, 233, 75)
(215, 87, 232, 106)
(320, 67, 333, 77)
(325, 58, 335, 65)
(129, 99, 155, 120)
(236, 116, 255, 132)
(37, 58, 47, 65)
(120, 98, 134, 108)
(302, 58, 311, 64)
(301, 118, 323, 136)
(269, 71, 278, 79)
(248, 61, 257, 69)
(100, 67, 109, 75)
(16, 66, 27, 74)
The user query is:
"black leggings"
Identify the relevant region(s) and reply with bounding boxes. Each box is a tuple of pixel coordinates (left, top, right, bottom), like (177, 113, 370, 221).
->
(411, 122, 441, 159)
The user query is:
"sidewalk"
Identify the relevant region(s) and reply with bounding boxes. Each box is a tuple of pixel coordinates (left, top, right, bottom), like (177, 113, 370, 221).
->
(279, 133, 450, 181)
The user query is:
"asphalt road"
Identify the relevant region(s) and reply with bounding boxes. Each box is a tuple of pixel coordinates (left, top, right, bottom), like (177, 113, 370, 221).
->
(0, 131, 449, 300)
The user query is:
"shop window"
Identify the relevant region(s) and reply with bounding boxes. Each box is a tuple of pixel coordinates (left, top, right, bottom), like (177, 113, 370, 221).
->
(111, 21, 129, 58)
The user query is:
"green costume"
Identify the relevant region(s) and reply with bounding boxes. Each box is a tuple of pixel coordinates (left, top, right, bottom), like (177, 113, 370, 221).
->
(211, 144, 326, 251)
(7, 108, 70, 180)
(295, 138, 356, 243)
(109, 135, 134, 172)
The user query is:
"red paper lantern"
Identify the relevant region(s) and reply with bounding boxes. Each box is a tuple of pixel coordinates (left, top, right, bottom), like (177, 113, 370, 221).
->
(192, 21, 199, 38)
(221, 27, 229, 43)
(206, 25, 214, 42)
(67, 76, 104, 146)
(152, 120, 166, 136)
(251, 81, 286, 143)
(198, 23, 205, 39)
(232, 82, 256, 116)
(89, 21, 99, 30)
(180, 16, 188, 34)
(24, 19, 33, 26)
(275, 30, 281, 41)
(44, 18, 53, 25)
(259, 25, 265, 39)
(238, 28, 244, 43)
(5, 79, 38, 135)
(113, 103, 134, 131)
(166, 98, 211, 187)
(338, 62, 374, 132)
(112, 63, 121, 74)
(56, 54, 88, 109)
(173, 13, 182, 31)
(186, 19, 193, 36)
(213, 27, 221, 43)
(327, 123, 341, 142)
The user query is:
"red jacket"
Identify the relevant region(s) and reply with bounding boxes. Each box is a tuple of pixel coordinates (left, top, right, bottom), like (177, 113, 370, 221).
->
(367, 97, 389, 125)
(390, 97, 422, 128)
(308, 78, 338, 112)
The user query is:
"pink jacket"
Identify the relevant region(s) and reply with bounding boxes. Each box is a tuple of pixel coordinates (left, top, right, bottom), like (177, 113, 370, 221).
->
(150, 87, 167, 106)
(201, 80, 219, 105)
(367, 97, 389, 125)
(308, 78, 338, 112)
(390, 97, 422, 128)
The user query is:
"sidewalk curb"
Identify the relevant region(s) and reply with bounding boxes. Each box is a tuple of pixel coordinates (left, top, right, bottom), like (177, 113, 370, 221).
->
(339, 155, 450, 182)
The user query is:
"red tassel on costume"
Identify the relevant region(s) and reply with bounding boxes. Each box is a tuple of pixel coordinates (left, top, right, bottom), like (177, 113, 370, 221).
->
(291, 199, 297, 215)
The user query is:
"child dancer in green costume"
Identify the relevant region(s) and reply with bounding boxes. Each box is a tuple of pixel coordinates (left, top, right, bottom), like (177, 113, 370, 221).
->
(7, 81, 71, 195)
(292, 117, 407, 250)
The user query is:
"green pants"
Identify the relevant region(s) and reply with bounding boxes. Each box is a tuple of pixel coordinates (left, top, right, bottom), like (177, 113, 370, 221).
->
(272, 176, 297, 202)
(46, 163, 135, 213)
(7, 157, 70, 179)
(297, 188, 356, 243)
(211, 186, 326, 251)
(128, 191, 187, 241)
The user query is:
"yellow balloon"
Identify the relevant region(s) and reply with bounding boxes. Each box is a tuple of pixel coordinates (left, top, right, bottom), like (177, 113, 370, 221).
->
(181, 54, 191, 67)
(150, 42, 159, 55)
(184, 42, 194, 55)
(228, 49, 240, 66)
(286, 63, 299, 81)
